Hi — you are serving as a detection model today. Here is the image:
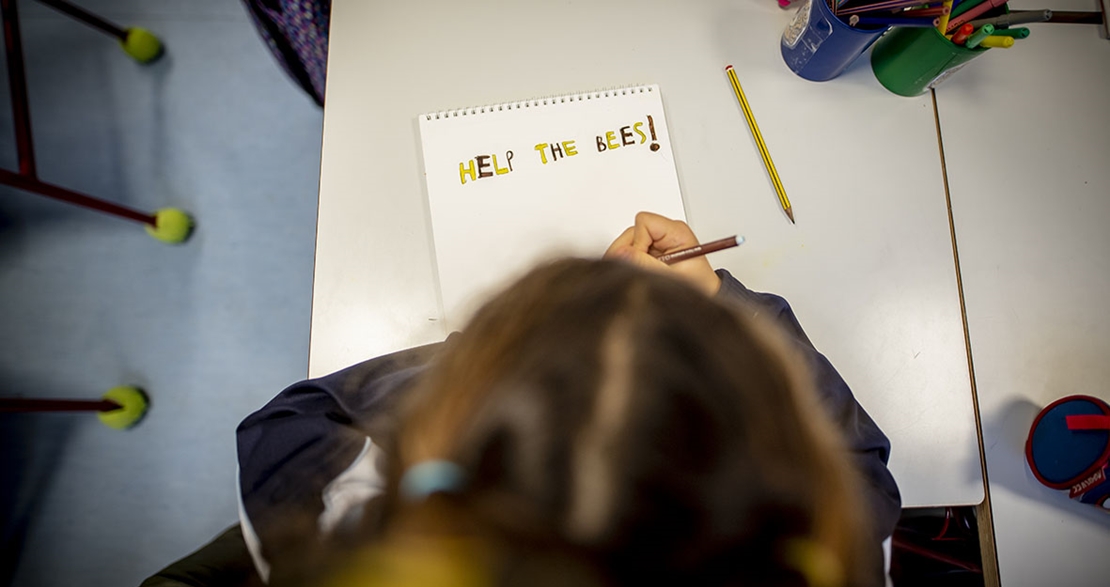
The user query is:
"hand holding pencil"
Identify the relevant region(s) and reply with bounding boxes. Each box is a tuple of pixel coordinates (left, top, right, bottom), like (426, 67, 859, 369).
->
(605, 212, 735, 296)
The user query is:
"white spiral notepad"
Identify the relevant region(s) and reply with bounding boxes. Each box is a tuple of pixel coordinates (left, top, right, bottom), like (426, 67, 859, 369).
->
(418, 84, 686, 329)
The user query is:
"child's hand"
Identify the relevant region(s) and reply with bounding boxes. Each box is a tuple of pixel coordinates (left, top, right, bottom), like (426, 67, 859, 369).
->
(604, 212, 722, 296)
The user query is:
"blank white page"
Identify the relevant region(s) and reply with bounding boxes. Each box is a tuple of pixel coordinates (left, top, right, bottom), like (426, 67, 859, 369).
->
(418, 84, 686, 329)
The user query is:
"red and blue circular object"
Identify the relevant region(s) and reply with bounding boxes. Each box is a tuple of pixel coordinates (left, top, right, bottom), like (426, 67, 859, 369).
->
(1026, 395, 1110, 511)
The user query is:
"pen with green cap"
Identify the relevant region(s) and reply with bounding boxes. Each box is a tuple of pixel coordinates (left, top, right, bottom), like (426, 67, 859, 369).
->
(965, 23, 995, 48)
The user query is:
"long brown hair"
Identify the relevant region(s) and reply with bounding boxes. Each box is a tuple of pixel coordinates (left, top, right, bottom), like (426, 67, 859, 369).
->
(323, 259, 875, 586)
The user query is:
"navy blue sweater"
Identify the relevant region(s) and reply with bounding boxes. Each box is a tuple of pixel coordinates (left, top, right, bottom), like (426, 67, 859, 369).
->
(237, 270, 901, 581)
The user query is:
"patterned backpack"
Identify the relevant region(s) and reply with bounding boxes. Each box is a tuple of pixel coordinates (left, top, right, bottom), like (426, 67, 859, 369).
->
(241, 0, 330, 106)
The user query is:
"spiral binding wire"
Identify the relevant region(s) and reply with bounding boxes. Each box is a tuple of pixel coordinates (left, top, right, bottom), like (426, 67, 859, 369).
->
(423, 85, 655, 121)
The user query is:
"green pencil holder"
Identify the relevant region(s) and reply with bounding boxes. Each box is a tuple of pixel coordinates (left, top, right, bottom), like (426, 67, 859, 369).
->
(870, 26, 988, 97)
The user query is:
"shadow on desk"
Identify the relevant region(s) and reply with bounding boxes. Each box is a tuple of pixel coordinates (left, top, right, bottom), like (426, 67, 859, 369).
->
(0, 412, 77, 586)
(984, 398, 1110, 530)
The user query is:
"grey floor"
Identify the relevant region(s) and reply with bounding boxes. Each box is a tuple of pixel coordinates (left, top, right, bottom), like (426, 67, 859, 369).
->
(0, 1, 322, 585)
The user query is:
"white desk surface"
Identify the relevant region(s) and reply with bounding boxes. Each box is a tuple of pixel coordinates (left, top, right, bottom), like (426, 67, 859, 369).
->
(312, 0, 983, 508)
(933, 0, 1110, 584)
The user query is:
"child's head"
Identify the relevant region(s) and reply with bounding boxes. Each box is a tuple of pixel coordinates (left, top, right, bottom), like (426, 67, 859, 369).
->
(325, 259, 875, 586)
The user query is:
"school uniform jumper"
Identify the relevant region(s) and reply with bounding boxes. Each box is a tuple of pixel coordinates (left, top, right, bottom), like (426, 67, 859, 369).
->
(236, 270, 903, 584)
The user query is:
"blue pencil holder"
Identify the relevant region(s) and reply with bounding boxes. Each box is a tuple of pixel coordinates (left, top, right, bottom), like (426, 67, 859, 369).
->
(781, 0, 889, 82)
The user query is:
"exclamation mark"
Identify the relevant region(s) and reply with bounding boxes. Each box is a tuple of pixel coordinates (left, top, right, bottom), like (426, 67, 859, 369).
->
(647, 115, 660, 151)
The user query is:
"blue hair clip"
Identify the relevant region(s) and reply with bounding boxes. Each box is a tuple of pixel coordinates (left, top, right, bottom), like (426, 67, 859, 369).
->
(400, 460, 467, 501)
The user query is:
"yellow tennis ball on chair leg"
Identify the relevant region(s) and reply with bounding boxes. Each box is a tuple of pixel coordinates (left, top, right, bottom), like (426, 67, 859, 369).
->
(121, 27, 164, 64)
(145, 208, 194, 244)
(98, 386, 149, 430)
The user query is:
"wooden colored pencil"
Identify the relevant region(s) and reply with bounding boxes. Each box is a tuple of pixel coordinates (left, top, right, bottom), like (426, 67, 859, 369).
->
(967, 9, 1051, 28)
(900, 6, 950, 17)
(839, 0, 940, 16)
(656, 236, 744, 264)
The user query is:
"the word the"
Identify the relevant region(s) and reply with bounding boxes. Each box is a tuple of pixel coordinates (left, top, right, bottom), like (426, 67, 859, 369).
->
(534, 140, 579, 164)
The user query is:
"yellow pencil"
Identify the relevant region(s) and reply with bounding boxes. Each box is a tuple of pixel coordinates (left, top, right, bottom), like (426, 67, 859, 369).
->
(724, 65, 794, 224)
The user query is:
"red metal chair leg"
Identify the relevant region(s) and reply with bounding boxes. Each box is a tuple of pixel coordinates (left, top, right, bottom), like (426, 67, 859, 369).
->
(1, 387, 149, 429)
(33, 0, 128, 41)
(0, 398, 121, 413)
(2, 0, 36, 179)
(0, 168, 157, 225)
(0, 0, 160, 229)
